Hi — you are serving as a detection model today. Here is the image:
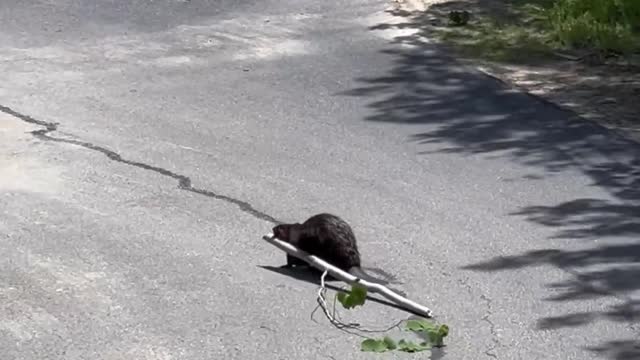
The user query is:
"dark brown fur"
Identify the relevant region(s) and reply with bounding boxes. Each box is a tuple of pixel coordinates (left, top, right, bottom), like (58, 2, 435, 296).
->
(272, 213, 390, 285)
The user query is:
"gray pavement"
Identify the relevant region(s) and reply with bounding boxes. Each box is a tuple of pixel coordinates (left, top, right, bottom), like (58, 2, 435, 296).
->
(1, 0, 639, 359)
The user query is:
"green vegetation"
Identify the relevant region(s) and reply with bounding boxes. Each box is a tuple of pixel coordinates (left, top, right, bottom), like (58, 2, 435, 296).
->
(429, 0, 640, 63)
(548, 0, 640, 54)
(359, 318, 449, 353)
(335, 284, 450, 353)
(336, 283, 367, 309)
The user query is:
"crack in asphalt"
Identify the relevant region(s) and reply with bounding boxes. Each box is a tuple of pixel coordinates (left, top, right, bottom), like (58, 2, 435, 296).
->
(480, 293, 499, 360)
(457, 277, 500, 359)
(0, 104, 281, 224)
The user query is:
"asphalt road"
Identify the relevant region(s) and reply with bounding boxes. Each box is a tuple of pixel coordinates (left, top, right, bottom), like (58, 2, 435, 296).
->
(1, 0, 639, 359)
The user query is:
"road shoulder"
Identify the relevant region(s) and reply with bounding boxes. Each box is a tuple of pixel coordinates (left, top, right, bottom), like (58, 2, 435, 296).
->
(392, 0, 640, 144)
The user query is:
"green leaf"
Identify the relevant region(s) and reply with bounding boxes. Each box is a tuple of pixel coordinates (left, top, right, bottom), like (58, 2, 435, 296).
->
(336, 284, 368, 309)
(361, 339, 389, 352)
(430, 324, 449, 347)
(336, 292, 354, 309)
(349, 284, 367, 306)
(397, 339, 430, 352)
(359, 317, 450, 352)
(383, 336, 397, 350)
(405, 318, 436, 332)
(418, 324, 449, 348)
(438, 324, 450, 338)
(336, 292, 347, 305)
(404, 319, 450, 348)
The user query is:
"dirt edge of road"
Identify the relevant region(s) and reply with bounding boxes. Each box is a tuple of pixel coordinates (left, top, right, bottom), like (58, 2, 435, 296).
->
(389, 0, 640, 144)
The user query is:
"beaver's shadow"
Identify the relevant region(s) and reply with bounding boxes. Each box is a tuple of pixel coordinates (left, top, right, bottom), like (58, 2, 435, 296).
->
(258, 264, 421, 317)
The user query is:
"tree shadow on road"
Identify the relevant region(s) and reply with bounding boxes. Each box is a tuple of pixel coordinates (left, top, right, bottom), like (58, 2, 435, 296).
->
(370, 3, 640, 136)
(340, 7, 640, 360)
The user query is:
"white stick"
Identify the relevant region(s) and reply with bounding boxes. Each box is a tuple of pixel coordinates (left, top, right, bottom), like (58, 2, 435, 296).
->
(262, 233, 434, 318)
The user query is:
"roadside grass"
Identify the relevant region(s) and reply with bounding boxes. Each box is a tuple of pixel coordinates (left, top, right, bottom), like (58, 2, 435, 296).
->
(423, 0, 640, 65)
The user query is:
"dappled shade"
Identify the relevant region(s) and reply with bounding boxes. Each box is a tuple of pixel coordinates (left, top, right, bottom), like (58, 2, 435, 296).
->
(343, 7, 640, 360)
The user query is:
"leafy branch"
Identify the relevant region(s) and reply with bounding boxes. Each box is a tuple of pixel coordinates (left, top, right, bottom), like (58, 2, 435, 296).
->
(334, 282, 450, 353)
(262, 234, 445, 354)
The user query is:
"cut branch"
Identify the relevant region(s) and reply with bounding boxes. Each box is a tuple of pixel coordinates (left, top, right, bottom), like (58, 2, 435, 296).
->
(262, 233, 434, 318)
